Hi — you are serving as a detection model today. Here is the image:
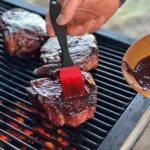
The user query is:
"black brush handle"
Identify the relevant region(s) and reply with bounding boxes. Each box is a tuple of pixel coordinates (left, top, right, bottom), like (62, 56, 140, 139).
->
(50, 0, 74, 67)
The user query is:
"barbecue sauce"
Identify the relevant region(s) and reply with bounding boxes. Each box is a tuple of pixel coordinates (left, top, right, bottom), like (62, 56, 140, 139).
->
(123, 55, 150, 91)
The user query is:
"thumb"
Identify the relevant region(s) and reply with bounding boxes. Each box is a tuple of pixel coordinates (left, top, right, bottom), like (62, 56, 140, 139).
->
(57, 0, 81, 25)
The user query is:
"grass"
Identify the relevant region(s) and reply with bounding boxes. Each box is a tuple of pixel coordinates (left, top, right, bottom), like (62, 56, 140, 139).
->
(104, 0, 150, 38)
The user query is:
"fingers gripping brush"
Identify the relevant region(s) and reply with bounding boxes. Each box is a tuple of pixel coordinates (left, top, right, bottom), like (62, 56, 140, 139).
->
(50, 0, 87, 99)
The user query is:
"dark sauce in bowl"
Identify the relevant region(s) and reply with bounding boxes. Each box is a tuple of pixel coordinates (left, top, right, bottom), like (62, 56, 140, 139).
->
(123, 56, 150, 91)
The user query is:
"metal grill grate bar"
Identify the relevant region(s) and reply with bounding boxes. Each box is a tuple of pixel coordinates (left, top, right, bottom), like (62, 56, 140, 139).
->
(0, 68, 30, 86)
(98, 45, 125, 56)
(96, 79, 134, 96)
(93, 72, 134, 91)
(0, 112, 70, 150)
(0, 120, 53, 150)
(96, 105, 120, 117)
(98, 92, 128, 106)
(0, 97, 103, 149)
(0, 129, 36, 150)
(0, 139, 20, 150)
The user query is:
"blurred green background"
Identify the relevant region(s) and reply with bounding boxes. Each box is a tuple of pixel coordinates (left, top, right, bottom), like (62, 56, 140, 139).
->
(24, 0, 150, 39)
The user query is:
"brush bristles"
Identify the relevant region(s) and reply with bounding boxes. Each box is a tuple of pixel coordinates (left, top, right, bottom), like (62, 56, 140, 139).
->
(60, 66, 87, 99)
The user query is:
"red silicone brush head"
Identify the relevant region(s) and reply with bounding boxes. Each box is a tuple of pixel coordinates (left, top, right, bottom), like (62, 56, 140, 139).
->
(59, 66, 87, 99)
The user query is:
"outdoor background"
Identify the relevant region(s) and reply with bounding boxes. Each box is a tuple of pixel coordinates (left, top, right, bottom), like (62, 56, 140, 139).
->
(24, 0, 149, 39)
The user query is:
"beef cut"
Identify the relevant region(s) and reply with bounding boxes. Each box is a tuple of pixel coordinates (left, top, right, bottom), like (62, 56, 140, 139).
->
(34, 34, 98, 77)
(0, 8, 49, 58)
(27, 72, 97, 127)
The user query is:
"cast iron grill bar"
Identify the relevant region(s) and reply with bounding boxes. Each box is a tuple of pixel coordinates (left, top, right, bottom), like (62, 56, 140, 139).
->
(96, 105, 120, 117)
(0, 139, 20, 150)
(0, 98, 106, 142)
(97, 84, 131, 100)
(0, 10, 4, 14)
(100, 81, 134, 96)
(84, 122, 108, 134)
(94, 68, 125, 81)
(100, 59, 121, 69)
(0, 53, 37, 75)
(0, 112, 72, 150)
(89, 118, 112, 128)
(0, 63, 33, 87)
(97, 90, 130, 106)
(0, 104, 101, 147)
(0, 61, 35, 81)
(0, 68, 29, 86)
(94, 111, 116, 123)
(0, 78, 28, 95)
(0, 3, 12, 9)
(97, 92, 128, 106)
(97, 98, 124, 112)
(0, 129, 36, 150)
(0, 89, 32, 106)
(98, 45, 125, 56)
(0, 74, 27, 92)
(0, 113, 95, 150)
(0, 5, 9, 11)
(100, 50, 123, 60)
(96, 79, 134, 96)
(0, 82, 27, 98)
(95, 37, 129, 51)
(99, 64, 122, 75)
(99, 54, 121, 64)
(0, 39, 3, 43)
(0, 46, 40, 69)
(0, 97, 105, 143)
(93, 72, 134, 91)
(0, 59, 36, 80)
(0, 120, 54, 150)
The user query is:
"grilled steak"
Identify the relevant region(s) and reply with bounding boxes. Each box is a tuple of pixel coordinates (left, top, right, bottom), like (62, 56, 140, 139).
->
(34, 34, 98, 77)
(0, 8, 49, 58)
(27, 72, 97, 127)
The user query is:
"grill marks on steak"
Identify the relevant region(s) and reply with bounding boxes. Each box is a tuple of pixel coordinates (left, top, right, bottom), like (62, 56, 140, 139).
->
(27, 72, 97, 127)
(34, 34, 98, 77)
(0, 8, 49, 58)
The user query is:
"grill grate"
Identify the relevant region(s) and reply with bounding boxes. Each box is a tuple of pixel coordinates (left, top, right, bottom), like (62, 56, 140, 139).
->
(0, 1, 137, 150)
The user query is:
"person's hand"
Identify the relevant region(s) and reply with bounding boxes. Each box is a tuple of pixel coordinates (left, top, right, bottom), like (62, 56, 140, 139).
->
(46, 0, 120, 37)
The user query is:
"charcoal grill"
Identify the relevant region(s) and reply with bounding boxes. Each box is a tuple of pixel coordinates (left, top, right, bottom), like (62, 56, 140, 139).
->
(0, 0, 150, 150)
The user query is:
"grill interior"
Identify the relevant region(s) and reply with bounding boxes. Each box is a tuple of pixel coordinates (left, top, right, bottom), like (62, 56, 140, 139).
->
(0, 1, 137, 150)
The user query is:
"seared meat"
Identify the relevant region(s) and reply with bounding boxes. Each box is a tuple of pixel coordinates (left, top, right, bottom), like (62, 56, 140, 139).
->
(0, 8, 49, 58)
(34, 64, 61, 79)
(34, 34, 98, 77)
(27, 72, 97, 127)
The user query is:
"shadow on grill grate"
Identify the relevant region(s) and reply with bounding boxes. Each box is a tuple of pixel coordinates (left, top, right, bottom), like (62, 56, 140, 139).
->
(0, 1, 137, 150)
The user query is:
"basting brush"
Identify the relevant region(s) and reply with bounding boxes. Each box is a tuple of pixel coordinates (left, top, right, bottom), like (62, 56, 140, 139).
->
(50, 0, 87, 99)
